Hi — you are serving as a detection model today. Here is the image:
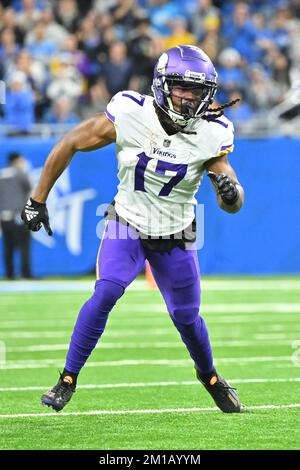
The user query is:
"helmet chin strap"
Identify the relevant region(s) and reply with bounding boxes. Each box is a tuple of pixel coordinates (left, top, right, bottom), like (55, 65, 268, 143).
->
(167, 111, 197, 134)
(167, 110, 190, 127)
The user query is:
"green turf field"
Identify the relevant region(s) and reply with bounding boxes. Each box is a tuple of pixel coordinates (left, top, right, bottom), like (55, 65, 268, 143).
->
(0, 278, 299, 450)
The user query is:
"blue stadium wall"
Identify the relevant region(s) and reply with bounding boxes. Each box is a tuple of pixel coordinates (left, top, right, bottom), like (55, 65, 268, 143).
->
(0, 137, 299, 276)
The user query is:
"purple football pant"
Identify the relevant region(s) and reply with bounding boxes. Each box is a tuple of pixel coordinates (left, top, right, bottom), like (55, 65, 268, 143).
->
(65, 220, 214, 375)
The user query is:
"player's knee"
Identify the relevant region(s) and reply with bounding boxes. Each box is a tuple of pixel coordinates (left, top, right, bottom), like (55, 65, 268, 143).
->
(167, 282, 200, 324)
(92, 279, 124, 314)
(171, 315, 205, 336)
(170, 306, 199, 325)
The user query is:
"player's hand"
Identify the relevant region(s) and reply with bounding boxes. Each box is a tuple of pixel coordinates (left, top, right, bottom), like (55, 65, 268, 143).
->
(207, 171, 239, 205)
(21, 197, 53, 236)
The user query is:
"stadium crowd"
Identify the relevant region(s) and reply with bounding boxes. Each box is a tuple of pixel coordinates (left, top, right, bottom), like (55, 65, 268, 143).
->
(0, 0, 300, 135)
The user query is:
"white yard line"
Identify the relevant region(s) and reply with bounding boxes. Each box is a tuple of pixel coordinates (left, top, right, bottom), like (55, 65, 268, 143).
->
(119, 303, 300, 314)
(263, 324, 300, 331)
(254, 333, 300, 340)
(0, 304, 299, 329)
(0, 356, 294, 370)
(0, 326, 294, 340)
(0, 403, 300, 419)
(0, 281, 95, 293)
(107, 316, 299, 324)
(0, 377, 299, 393)
(1, 328, 299, 340)
(5, 338, 300, 353)
(1, 315, 298, 334)
(0, 331, 70, 339)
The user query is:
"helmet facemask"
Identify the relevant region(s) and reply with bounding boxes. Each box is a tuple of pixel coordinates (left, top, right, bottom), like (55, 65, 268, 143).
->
(171, 78, 216, 118)
(153, 74, 217, 126)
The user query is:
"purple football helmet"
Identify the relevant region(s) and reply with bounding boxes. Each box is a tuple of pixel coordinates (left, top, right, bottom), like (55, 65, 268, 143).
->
(152, 45, 218, 125)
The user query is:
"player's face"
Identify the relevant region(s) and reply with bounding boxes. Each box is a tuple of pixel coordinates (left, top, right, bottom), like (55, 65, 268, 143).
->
(170, 84, 205, 114)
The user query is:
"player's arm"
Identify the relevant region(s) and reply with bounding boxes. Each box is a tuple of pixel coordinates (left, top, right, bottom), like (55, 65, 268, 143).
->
(203, 154, 244, 214)
(21, 113, 116, 234)
(33, 113, 116, 203)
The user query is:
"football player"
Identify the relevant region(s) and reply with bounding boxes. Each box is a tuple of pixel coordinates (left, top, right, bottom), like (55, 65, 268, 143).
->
(22, 45, 244, 413)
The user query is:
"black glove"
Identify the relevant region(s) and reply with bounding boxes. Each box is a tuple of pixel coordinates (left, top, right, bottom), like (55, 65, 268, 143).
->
(21, 197, 53, 235)
(207, 171, 239, 205)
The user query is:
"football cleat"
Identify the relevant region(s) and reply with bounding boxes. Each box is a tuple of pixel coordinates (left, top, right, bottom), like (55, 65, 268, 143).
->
(41, 373, 76, 412)
(195, 368, 241, 413)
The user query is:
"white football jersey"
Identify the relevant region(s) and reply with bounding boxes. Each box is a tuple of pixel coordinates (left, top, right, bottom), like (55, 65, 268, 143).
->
(105, 90, 234, 236)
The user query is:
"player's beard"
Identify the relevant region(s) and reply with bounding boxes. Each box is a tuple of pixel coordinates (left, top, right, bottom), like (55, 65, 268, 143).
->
(153, 101, 197, 136)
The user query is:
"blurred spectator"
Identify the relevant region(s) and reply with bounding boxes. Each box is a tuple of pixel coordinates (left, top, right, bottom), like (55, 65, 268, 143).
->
(102, 41, 133, 96)
(93, 0, 116, 14)
(163, 17, 197, 50)
(147, 0, 183, 36)
(40, 8, 69, 48)
(0, 152, 32, 280)
(43, 96, 80, 124)
(47, 53, 83, 102)
(14, 49, 46, 90)
(25, 20, 58, 62)
(222, 2, 257, 63)
(54, 0, 80, 34)
(0, 3, 3, 27)
(127, 15, 157, 93)
(217, 48, 248, 104)
(225, 90, 254, 132)
(291, 0, 300, 17)
(1, 7, 24, 44)
(109, 0, 143, 38)
(16, 0, 42, 34)
(0, 27, 20, 77)
(77, 12, 102, 78)
(198, 16, 221, 63)
(94, 10, 114, 32)
(4, 71, 35, 134)
(79, 78, 109, 119)
(268, 48, 291, 101)
(287, 17, 300, 64)
(190, 0, 220, 41)
(76, 0, 94, 16)
(271, 4, 291, 53)
(247, 64, 280, 112)
(89, 14, 118, 75)
(95, 25, 118, 71)
(14, 49, 47, 119)
(61, 34, 91, 78)
(252, 11, 274, 63)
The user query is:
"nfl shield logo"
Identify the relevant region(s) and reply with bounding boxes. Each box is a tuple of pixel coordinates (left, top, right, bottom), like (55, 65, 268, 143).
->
(163, 139, 171, 147)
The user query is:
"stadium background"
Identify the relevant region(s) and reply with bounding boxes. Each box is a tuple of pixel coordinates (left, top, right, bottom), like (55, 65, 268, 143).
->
(1, 0, 300, 276)
(0, 0, 300, 451)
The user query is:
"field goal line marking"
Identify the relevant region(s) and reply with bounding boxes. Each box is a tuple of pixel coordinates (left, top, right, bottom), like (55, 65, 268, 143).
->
(0, 377, 300, 393)
(0, 403, 300, 419)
